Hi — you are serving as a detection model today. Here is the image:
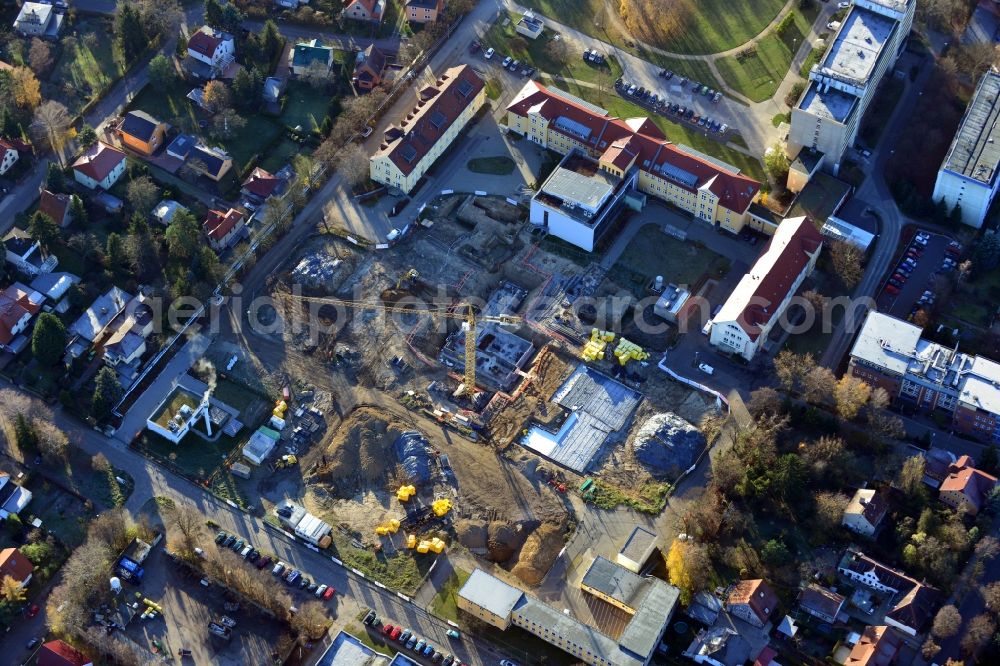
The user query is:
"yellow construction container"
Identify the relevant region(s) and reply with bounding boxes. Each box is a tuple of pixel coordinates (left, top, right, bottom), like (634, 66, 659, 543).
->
(273, 400, 287, 417)
(396, 484, 416, 502)
(388, 518, 400, 531)
(416, 540, 431, 553)
(375, 525, 389, 535)
(406, 534, 417, 549)
(432, 499, 452, 517)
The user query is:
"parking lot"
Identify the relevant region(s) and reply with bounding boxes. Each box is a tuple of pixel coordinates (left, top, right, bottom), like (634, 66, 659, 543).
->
(614, 74, 730, 136)
(876, 230, 959, 320)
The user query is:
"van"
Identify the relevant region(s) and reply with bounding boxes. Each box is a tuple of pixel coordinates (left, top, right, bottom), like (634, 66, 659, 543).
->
(701, 319, 713, 336)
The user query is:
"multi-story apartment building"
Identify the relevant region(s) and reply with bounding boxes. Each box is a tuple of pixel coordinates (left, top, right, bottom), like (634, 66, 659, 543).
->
(370, 64, 486, 194)
(506, 81, 759, 247)
(709, 216, 823, 361)
(932, 70, 1000, 229)
(787, 0, 914, 176)
(849, 311, 1000, 443)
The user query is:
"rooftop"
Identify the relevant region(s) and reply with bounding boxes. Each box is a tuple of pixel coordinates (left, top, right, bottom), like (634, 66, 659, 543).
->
(618, 526, 658, 565)
(582, 555, 648, 609)
(149, 386, 202, 430)
(787, 171, 853, 222)
(940, 70, 1000, 186)
(799, 82, 858, 123)
(458, 568, 525, 620)
(798, 584, 845, 618)
(69, 286, 132, 343)
(71, 141, 126, 182)
(118, 111, 161, 143)
(535, 151, 623, 225)
(316, 630, 388, 666)
(817, 5, 897, 85)
(845, 488, 889, 526)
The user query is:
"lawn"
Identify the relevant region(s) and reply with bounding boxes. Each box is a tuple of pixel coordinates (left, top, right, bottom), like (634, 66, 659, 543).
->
(467, 156, 515, 175)
(482, 11, 623, 85)
(138, 429, 239, 481)
(715, 9, 815, 102)
(281, 81, 335, 133)
(429, 567, 471, 621)
(539, 76, 766, 182)
(589, 479, 671, 513)
(949, 267, 1000, 327)
(49, 19, 126, 114)
(608, 224, 731, 296)
(258, 137, 306, 173)
(333, 536, 435, 594)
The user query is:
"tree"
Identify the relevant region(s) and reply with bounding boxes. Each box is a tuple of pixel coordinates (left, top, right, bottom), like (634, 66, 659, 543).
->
(974, 231, 1000, 272)
(202, 80, 231, 113)
(335, 143, 370, 188)
(69, 195, 87, 225)
(28, 38, 52, 75)
(921, 638, 940, 661)
(205, 0, 225, 29)
(133, 0, 182, 38)
(106, 232, 125, 268)
(260, 20, 283, 63)
(773, 350, 815, 393)
(802, 365, 836, 404)
(28, 210, 59, 249)
(115, 2, 148, 64)
(933, 604, 962, 639)
(32, 313, 66, 366)
(666, 539, 710, 604)
(981, 581, 1000, 613)
(761, 538, 791, 566)
(303, 60, 334, 89)
(13, 413, 38, 454)
(77, 125, 97, 148)
(961, 613, 995, 655)
(802, 435, 850, 483)
(747, 387, 782, 417)
(293, 153, 319, 192)
(148, 54, 176, 89)
(763, 144, 789, 183)
(829, 239, 865, 289)
(10, 66, 41, 109)
(834, 375, 871, 420)
(166, 504, 204, 558)
(230, 67, 259, 111)
(981, 445, 999, 475)
(813, 491, 850, 534)
(898, 456, 927, 500)
(210, 109, 246, 139)
(165, 210, 202, 263)
(45, 162, 65, 191)
(91, 366, 123, 420)
(35, 420, 69, 464)
(290, 600, 330, 640)
(31, 101, 71, 166)
(126, 175, 160, 215)
(0, 575, 25, 603)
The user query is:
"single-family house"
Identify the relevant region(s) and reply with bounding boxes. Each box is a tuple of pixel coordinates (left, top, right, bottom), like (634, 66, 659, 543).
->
(72, 141, 127, 190)
(0, 471, 33, 520)
(38, 190, 73, 228)
(939, 454, 998, 515)
(725, 579, 778, 628)
(204, 207, 246, 251)
(0, 138, 20, 174)
(30, 271, 80, 313)
(188, 145, 233, 182)
(405, 0, 443, 23)
(352, 44, 388, 91)
(845, 625, 901, 666)
(343, 0, 384, 24)
(116, 111, 167, 156)
(0, 282, 43, 352)
(36, 639, 93, 666)
(797, 584, 844, 624)
(0, 547, 34, 587)
(3, 228, 57, 276)
(66, 286, 133, 358)
(13, 2, 62, 38)
(291, 39, 335, 77)
(185, 26, 236, 79)
(97, 296, 155, 367)
(838, 549, 938, 635)
(842, 488, 889, 537)
(241, 167, 288, 202)
(152, 199, 188, 226)
(262, 76, 286, 104)
(166, 134, 197, 161)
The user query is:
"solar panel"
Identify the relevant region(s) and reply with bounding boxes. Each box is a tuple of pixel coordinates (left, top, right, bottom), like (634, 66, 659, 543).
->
(554, 116, 591, 140)
(401, 145, 418, 163)
(659, 162, 698, 188)
(430, 111, 447, 129)
(457, 80, 474, 98)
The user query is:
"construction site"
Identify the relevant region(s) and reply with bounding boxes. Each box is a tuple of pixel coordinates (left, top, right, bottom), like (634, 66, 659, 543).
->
(216, 194, 718, 588)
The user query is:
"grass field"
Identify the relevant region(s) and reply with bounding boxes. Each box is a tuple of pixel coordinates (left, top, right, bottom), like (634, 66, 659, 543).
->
(281, 81, 335, 133)
(429, 567, 471, 621)
(467, 156, 515, 174)
(608, 224, 731, 296)
(715, 9, 816, 102)
(49, 20, 126, 114)
(540, 75, 766, 181)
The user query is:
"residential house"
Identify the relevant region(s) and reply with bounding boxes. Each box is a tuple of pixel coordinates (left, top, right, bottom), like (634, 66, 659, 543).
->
(838, 549, 938, 636)
(922, 447, 958, 488)
(371, 64, 486, 194)
(343, 0, 385, 24)
(797, 584, 844, 624)
(30, 271, 80, 313)
(13, 2, 63, 38)
(405, 0, 443, 23)
(845, 625, 902, 666)
(36, 639, 93, 666)
(0, 282, 44, 353)
(116, 111, 167, 156)
(0, 138, 20, 174)
(710, 216, 823, 361)
(165, 134, 197, 161)
(71, 141, 127, 190)
(152, 199, 188, 226)
(66, 286, 133, 358)
(842, 488, 889, 537)
(38, 190, 73, 228)
(290, 39, 334, 77)
(848, 311, 1000, 444)
(185, 26, 236, 80)
(3, 228, 57, 277)
(0, 547, 34, 587)
(939, 454, 998, 515)
(725, 579, 778, 628)
(96, 296, 155, 368)
(241, 167, 288, 203)
(516, 13, 545, 39)
(352, 44, 388, 91)
(188, 145, 233, 182)
(204, 207, 246, 251)
(262, 76, 286, 104)
(0, 471, 33, 520)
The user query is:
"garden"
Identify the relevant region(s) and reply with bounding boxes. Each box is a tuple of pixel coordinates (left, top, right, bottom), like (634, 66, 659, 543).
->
(608, 224, 732, 297)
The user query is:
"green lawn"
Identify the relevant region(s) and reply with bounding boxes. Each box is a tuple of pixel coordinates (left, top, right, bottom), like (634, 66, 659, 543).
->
(715, 9, 815, 102)
(467, 156, 515, 175)
(540, 75, 765, 181)
(608, 224, 731, 296)
(258, 137, 306, 173)
(485, 77, 503, 100)
(281, 81, 335, 133)
(429, 568, 471, 621)
(49, 20, 126, 114)
(333, 537, 435, 594)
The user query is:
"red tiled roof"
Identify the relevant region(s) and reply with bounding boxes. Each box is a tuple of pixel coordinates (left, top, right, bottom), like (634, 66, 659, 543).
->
(375, 64, 485, 176)
(727, 579, 779, 623)
(0, 283, 41, 345)
(506, 80, 760, 212)
(941, 465, 998, 509)
(71, 141, 126, 182)
(347, 0, 382, 16)
(600, 136, 640, 171)
(0, 547, 33, 584)
(241, 167, 282, 198)
(38, 190, 71, 225)
(724, 216, 823, 341)
(846, 626, 901, 666)
(188, 27, 223, 57)
(37, 640, 91, 666)
(353, 44, 387, 80)
(203, 208, 244, 241)
(755, 647, 778, 666)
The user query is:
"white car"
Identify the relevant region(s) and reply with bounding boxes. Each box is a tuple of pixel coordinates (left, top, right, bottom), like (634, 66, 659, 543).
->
(502, 55, 513, 68)
(698, 363, 714, 375)
(837, 1, 850, 7)
(484, 47, 495, 59)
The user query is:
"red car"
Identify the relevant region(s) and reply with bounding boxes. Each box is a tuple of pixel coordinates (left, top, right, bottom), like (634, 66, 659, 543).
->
(322, 587, 335, 600)
(382, 624, 395, 636)
(26, 604, 39, 618)
(892, 273, 906, 282)
(390, 627, 402, 640)
(884, 284, 900, 295)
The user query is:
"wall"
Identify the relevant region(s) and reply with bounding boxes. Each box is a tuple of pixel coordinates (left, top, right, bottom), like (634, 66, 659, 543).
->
(932, 170, 996, 229)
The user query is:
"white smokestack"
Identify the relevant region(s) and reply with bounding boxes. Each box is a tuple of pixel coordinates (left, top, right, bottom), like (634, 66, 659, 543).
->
(202, 397, 212, 437)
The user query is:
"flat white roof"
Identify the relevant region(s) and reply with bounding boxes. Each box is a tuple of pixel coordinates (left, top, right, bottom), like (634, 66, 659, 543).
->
(458, 568, 524, 619)
(819, 5, 897, 84)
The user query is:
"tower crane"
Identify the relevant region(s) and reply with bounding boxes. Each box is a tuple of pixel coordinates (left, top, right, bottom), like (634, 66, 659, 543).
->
(279, 293, 522, 391)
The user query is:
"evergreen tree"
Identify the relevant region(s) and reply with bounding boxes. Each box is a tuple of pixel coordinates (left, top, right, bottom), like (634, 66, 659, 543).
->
(28, 210, 58, 249)
(31, 312, 66, 366)
(45, 161, 64, 191)
(204, 0, 225, 29)
(115, 3, 147, 64)
(13, 414, 37, 453)
(91, 366, 123, 421)
(68, 195, 87, 225)
(949, 203, 963, 227)
(260, 20, 283, 63)
(105, 232, 125, 268)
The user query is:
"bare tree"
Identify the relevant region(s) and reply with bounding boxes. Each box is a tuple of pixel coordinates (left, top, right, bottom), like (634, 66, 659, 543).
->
(126, 175, 160, 214)
(166, 504, 204, 557)
(773, 350, 816, 393)
(933, 604, 962, 639)
(35, 420, 69, 464)
(746, 387, 782, 417)
(31, 100, 71, 166)
(290, 600, 330, 640)
(813, 491, 850, 533)
(802, 366, 836, 405)
(335, 143, 370, 188)
(898, 456, 927, 500)
(829, 240, 865, 289)
(88, 509, 133, 553)
(834, 375, 871, 420)
(921, 638, 940, 660)
(210, 109, 246, 139)
(133, 0, 183, 37)
(981, 581, 1000, 613)
(961, 613, 995, 655)
(28, 38, 52, 74)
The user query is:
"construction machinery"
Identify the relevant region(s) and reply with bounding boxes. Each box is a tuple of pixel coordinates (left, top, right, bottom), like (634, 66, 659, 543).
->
(280, 293, 522, 392)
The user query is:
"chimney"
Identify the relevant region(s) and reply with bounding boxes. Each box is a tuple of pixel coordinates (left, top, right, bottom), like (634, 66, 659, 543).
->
(202, 397, 212, 437)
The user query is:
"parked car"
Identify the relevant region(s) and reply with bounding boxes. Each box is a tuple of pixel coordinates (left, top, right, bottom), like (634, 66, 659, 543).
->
(27, 604, 39, 618)
(443, 656, 455, 666)
(406, 636, 418, 649)
(322, 586, 335, 600)
(255, 555, 272, 570)
(501, 56, 512, 67)
(838, 1, 850, 7)
(284, 569, 300, 586)
(298, 576, 311, 589)
(363, 610, 377, 625)
(719, 123, 728, 133)
(628, 84, 637, 95)
(433, 652, 443, 663)
(509, 59, 520, 71)
(888, 278, 903, 288)
(239, 545, 252, 558)
(698, 363, 714, 375)
(469, 41, 480, 53)
(423, 644, 435, 657)
(215, 531, 227, 544)
(223, 535, 236, 548)
(315, 584, 328, 598)
(26, 638, 40, 650)
(415, 639, 427, 652)
(391, 626, 402, 640)
(892, 273, 907, 283)
(484, 47, 495, 59)
(884, 284, 900, 295)
(272, 561, 286, 576)
(447, 629, 461, 639)
(399, 629, 412, 643)
(713, 91, 722, 103)
(231, 539, 245, 552)
(500, 660, 519, 666)
(383, 624, 396, 636)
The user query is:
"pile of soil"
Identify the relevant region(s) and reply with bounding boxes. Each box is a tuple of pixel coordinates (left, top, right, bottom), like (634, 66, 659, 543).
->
(511, 522, 565, 586)
(307, 407, 405, 491)
(456, 518, 488, 555)
(486, 521, 525, 563)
